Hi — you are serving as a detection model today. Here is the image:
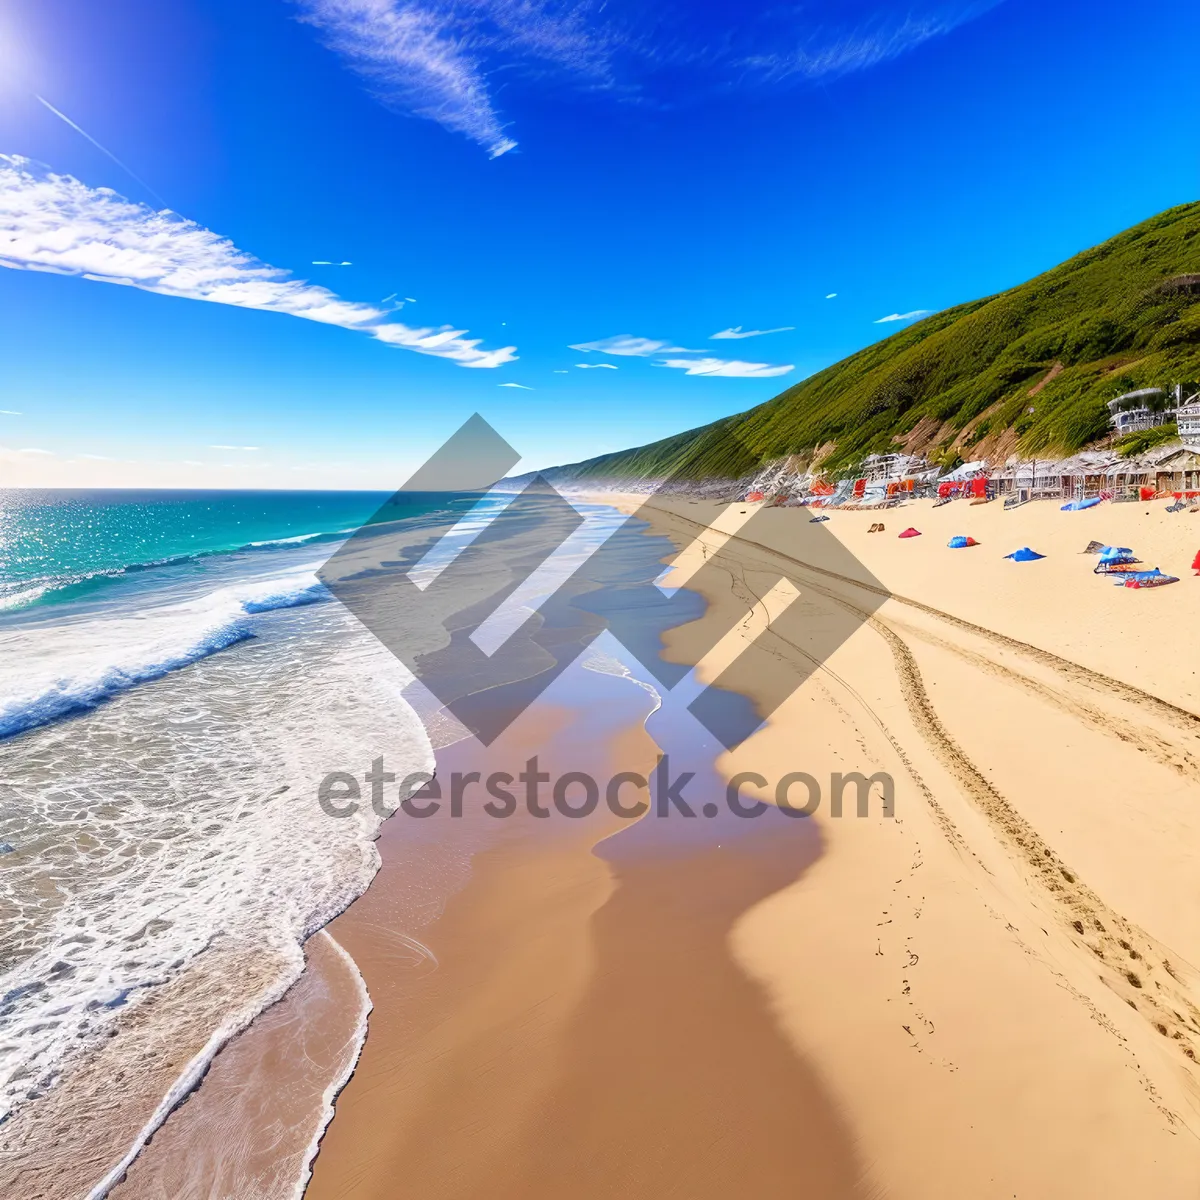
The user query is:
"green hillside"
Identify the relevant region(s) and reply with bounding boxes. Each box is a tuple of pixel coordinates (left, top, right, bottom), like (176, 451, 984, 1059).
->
(556, 202, 1200, 483)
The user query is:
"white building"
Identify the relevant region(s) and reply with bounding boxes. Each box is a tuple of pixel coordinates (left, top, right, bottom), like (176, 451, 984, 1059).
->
(1176, 391, 1200, 440)
(1107, 387, 1175, 435)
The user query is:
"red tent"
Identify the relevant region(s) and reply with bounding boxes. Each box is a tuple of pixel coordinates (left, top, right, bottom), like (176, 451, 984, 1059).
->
(899, 527, 922, 538)
(969, 476, 988, 499)
(1192, 550, 1200, 576)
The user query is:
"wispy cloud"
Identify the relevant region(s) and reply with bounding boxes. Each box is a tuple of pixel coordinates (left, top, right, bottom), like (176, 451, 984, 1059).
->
(709, 325, 794, 340)
(875, 309, 932, 323)
(0, 410, 21, 415)
(571, 335, 703, 357)
(295, 2, 999, 156)
(313, 260, 353, 266)
(826, 293, 837, 299)
(575, 362, 618, 369)
(0, 156, 515, 368)
(295, 0, 512, 158)
(655, 357, 793, 379)
(739, 4, 1002, 83)
(498, 381, 532, 388)
(18, 447, 53, 455)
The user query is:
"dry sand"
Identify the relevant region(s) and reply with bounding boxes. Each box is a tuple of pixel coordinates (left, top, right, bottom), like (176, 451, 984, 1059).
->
(595, 491, 1200, 1199)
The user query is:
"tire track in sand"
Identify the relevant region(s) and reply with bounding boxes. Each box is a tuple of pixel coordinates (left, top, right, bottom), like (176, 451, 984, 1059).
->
(648, 505, 1200, 1098)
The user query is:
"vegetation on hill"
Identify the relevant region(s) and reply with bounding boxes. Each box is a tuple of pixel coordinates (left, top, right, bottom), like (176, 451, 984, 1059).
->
(555, 202, 1200, 483)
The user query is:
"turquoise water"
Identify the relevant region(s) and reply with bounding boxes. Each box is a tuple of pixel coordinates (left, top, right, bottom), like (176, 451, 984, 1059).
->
(0, 489, 472, 610)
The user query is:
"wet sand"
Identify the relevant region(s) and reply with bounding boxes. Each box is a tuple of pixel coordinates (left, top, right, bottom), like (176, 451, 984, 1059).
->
(305, 663, 862, 1199)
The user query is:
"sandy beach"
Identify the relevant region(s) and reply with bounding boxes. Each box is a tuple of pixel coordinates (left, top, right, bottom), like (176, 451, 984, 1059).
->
(593, 492, 1200, 1198)
(105, 491, 1200, 1199)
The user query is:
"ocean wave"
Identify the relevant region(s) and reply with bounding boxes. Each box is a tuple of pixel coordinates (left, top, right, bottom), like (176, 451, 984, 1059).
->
(0, 527, 359, 613)
(0, 570, 328, 741)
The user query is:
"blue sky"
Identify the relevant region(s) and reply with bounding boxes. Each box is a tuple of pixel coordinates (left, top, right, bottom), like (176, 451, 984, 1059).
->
(0, 0, 1195, 488)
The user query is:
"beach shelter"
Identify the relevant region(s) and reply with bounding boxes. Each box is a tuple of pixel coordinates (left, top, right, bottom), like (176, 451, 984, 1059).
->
(969, 476, 988, 499)
(899, 527, 922, 538)
(948, 535, 978, 548)
(1192, 550, 1200, 575)
(1005, 547, 1045, 561)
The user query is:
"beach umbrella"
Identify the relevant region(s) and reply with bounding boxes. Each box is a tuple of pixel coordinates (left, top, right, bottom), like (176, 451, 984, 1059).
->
(947, 535, 978, 548)
(899, 527, 922, 538)
(1005, 547, 1045, 561)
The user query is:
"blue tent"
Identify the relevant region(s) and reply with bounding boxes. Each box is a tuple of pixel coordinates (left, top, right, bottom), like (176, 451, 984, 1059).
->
(1099, 546, 1133, 560)
(1061, 498, 1102, 511)
(1005, 547, 1045, 561)
(947, 535, 977, 548)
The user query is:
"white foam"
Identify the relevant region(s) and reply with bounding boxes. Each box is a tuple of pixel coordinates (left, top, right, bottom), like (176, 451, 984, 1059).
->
(0, 567, 327, 740)
(288, 931, 373, 1200)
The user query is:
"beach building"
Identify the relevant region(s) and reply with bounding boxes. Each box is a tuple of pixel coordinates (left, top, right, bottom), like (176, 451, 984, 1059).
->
(1151, 446, 1200, 495)
(1107, 386, 1177, 435)
(1176, 390, 1200, 440)
(990, 458, 1068, 501)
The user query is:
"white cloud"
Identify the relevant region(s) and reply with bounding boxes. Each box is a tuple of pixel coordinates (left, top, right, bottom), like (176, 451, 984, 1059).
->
(18, 447, 53, 455)
(575, 362, 618, 369)
(655, 357, 794, 379)
(875, 309, 932, 323)
(210, 444, 260, 451)
(826, 293, 837, 299)
(295, 0, 620, 158)
(0, 156, 516, 368)
(295, 0, 518, 158)
(498, 381, 532, 388)
(571, 335, 703, 357)
(709, 325, 794, 340)
(0, 409, 21, 415)
(740, 6, 1002, 83)
(312, 260, 353, 266)
(552, 369, 568, 373)
(293, 3, 996, 157)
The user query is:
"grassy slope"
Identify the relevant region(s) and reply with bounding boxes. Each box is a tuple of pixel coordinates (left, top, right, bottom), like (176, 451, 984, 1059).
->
(557, 202, 1200, 483)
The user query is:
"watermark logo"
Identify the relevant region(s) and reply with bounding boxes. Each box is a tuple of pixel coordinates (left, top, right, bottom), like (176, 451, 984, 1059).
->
(317, 415, 886, 748)
(318, 756, 896, 822)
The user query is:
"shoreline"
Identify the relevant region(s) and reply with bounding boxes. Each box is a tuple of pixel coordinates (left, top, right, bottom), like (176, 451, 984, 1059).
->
(304, 639, 862, 1198)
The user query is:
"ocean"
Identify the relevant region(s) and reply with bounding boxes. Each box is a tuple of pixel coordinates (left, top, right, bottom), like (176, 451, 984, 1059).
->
(0, 488, 481, 1197)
